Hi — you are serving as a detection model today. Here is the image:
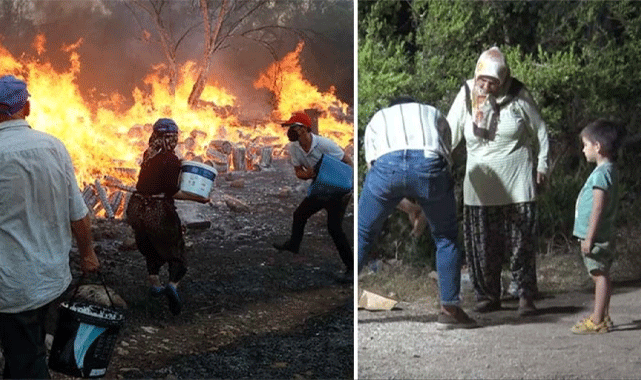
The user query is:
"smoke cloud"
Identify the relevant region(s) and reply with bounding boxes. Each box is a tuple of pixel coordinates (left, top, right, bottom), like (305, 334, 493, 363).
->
(0, 0, 353, 119)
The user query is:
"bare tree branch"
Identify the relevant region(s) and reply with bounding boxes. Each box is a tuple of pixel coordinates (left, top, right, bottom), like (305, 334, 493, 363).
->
(130, 0, 341, 108)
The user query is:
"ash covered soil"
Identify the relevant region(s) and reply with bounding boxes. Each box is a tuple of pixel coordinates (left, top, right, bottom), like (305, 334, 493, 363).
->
(54, 159, 354, 379)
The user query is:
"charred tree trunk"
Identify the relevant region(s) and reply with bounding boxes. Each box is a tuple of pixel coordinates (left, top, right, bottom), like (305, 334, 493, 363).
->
(232, 145, 246, 171)
(94, 180, 114, 219)
(82, 186, 98, 216)
(259, 146, 273, 169)
(209, 140, 233, 155)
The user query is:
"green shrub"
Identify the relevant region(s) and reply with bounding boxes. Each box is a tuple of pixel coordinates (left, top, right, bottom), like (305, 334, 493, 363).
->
(359, 0, 641, 268)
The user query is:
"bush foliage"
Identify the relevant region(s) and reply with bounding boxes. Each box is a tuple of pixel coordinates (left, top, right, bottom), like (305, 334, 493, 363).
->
(359, 0, 641, 267)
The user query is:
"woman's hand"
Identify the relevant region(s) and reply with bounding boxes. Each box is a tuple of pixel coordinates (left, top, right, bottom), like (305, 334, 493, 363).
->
(174, 190, 211, 203)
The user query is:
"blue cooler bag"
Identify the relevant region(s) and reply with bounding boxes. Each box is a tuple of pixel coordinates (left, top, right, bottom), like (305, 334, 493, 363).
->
(308, 154, 353, 198)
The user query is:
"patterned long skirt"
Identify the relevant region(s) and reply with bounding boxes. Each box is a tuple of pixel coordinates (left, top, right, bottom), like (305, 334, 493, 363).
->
(125, 193, 187, 282)
(463, 202, 538, 302)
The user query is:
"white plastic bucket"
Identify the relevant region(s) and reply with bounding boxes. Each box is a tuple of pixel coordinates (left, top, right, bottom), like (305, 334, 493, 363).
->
(179, 161, 217, 197)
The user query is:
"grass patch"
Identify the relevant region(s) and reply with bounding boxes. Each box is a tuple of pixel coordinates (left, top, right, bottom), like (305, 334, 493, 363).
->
(360, 223, 641, 306)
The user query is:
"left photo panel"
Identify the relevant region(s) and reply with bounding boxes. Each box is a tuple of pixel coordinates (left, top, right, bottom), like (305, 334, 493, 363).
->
(0, 1, 355, 379)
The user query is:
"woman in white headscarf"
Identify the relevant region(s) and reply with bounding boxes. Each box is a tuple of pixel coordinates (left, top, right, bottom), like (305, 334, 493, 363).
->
(447, 47, 549, 316)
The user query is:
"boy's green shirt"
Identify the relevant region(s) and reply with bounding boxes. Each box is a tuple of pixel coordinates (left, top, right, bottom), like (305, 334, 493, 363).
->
(573, 162, 619, 242)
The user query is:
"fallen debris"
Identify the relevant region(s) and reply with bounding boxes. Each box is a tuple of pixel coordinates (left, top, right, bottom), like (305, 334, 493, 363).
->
(358, 290, 398, 311)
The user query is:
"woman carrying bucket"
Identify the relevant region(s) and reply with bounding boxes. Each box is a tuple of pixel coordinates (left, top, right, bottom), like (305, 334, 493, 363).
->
(125, 118, 210, 316)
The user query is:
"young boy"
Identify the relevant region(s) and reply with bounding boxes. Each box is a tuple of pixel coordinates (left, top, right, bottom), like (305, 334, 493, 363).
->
(571, 119, 622, 334)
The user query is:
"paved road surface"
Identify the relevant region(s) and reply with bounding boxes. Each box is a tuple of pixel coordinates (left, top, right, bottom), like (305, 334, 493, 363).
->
(358, 280, 641, 379)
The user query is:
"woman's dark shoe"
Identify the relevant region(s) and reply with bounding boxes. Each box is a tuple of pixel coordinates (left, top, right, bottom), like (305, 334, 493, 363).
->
(149, 286, 166, 297)
(473, 299, 501, 313)
(272, 241, 299, 254)
(335, 270, 354, 285)
(165, 284, 182, 316)
(518, 296, 537, 317)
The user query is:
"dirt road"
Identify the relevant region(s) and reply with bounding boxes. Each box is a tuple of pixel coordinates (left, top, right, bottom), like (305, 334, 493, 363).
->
(358, 280, 641, 379)
(0, 158, 354, 379)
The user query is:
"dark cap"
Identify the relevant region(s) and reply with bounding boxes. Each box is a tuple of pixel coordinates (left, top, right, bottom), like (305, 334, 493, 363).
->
(153, 118, 179, 133)
(0, 75, 30, 116)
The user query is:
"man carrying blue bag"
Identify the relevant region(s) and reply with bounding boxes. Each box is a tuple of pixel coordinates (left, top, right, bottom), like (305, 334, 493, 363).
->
(273, 112, 354, 282)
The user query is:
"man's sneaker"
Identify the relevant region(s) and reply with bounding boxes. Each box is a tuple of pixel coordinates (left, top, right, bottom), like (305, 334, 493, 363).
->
(272, 241, 299, 254)
(436, 308, 478, 330)
(571, 317, 609, 334)
(165, 284, 182, 316)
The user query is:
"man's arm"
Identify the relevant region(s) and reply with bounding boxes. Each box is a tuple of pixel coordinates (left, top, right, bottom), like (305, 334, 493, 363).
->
(70, 214, 100, 273)
(341, 150, 353, 167)
(581, 188, 608, 254)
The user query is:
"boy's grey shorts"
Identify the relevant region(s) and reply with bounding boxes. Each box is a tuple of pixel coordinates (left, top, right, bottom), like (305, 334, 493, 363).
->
(579, 240, 615, 274)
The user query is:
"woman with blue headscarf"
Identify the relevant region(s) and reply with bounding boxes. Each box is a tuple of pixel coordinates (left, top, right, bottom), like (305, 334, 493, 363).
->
(126, 118, 209, 316)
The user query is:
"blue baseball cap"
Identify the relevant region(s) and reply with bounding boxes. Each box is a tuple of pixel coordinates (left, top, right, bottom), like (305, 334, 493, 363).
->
(153, 118, 179, 133)
(0, 75, 30, 116)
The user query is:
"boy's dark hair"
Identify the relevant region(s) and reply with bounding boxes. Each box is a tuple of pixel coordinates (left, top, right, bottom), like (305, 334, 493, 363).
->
(580, 118, 626, 161)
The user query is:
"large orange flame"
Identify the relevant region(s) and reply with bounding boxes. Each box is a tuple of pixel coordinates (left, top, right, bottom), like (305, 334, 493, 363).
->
(254, 41, 353, 145)
(0, 35, 353, 190)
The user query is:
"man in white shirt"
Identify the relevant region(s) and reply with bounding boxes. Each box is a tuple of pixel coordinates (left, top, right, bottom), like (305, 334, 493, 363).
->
(359, 96, 476, 329)
(0, 75, 99, 378)
(273, 112, 353, 282)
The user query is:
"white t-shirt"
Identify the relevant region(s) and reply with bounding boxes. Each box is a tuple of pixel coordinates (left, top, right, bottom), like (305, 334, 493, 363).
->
(0, 119, 88, 313)
(289, 134, 345, 170)
(364, 102, 452, 165)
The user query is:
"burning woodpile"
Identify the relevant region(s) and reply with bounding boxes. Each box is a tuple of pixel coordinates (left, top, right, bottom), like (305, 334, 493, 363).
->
(0, 36, 354, 221)
(80, 130, 284, 219)
(77, 98, 356, 220)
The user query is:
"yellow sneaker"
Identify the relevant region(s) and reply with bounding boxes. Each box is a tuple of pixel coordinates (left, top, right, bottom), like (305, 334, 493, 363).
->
(604, 315, 613, 329)
(577, 315, 613, 328)
(571, 317, 609, 334)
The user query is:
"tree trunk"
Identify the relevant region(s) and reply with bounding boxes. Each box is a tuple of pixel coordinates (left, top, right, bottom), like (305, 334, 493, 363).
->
(187, 64, 209, 107)
(188, 0, 229, 108)
(132, 0, 178, 96)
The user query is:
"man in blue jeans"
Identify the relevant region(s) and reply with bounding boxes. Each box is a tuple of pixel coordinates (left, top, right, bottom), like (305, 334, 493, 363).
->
(358, 96, 477, 329)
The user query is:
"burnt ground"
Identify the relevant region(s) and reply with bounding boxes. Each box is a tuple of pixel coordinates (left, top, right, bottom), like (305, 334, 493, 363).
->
(35, 158, 353, 379)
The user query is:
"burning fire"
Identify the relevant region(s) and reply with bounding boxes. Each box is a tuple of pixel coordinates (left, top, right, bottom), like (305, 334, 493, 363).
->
(254, 42, 353, 145)
(0, 35, 353, 191)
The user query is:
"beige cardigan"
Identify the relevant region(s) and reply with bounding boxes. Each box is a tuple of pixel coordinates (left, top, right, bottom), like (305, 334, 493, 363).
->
(446, 79, 549, 206)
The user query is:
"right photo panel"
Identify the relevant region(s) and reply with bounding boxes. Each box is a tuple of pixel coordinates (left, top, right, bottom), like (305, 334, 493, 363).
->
(357, 1, 641, 378)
